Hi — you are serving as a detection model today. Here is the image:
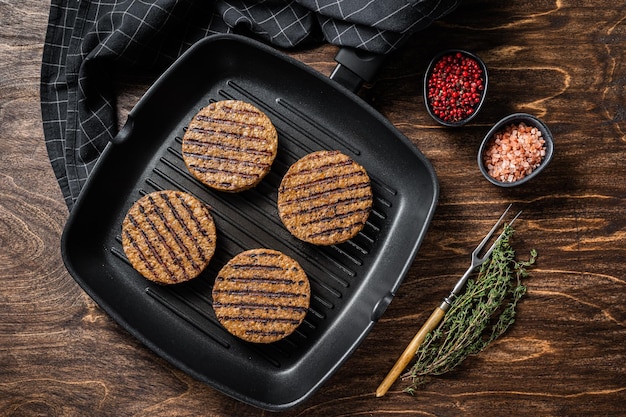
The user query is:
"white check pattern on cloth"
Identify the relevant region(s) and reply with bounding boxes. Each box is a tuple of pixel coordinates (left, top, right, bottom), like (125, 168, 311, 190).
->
(41, 0, 459, 210)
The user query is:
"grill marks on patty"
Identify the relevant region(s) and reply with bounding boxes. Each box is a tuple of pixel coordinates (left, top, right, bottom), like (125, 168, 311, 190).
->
(182, 100, 278, 192)
(277, 150, 373, 245)
(212, 249, 310, 343)
(123, 100, 376, 341)
(122, 190, 217, 285)
(118, 96, 384, 348)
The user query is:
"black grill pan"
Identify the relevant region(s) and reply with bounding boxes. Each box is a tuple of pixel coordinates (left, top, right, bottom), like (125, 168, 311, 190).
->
(61, 34, 438, 411)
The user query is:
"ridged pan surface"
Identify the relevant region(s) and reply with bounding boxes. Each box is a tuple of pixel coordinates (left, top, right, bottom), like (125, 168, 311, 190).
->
(61, 34, 438, 411)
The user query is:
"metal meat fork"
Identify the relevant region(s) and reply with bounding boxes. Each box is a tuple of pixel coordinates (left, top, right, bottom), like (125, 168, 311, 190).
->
(375, 204, 522, 397)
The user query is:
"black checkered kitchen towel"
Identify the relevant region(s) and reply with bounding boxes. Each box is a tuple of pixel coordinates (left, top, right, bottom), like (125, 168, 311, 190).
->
(41, 0, 459, 210)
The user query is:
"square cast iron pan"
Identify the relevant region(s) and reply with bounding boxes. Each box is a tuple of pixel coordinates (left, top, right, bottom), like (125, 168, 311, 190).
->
(61, 34, 439, 411)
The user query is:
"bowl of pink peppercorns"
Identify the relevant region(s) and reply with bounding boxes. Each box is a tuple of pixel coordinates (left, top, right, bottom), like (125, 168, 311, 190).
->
(478, 113, 554, 187)
(424, 49, 488, 127)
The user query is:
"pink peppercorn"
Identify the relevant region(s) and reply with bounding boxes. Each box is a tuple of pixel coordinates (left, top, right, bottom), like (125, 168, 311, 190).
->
(425, 51, 487, 124)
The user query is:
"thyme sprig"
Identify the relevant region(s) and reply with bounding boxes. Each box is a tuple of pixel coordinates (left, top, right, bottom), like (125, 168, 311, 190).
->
(404, 225, 537, 394)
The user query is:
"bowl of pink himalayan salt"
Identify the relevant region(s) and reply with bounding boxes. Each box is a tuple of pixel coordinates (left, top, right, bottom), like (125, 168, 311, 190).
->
(478, 113, 554, 187)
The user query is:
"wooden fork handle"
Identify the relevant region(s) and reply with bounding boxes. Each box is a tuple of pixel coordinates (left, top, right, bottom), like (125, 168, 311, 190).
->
(375, 306, 446, 397)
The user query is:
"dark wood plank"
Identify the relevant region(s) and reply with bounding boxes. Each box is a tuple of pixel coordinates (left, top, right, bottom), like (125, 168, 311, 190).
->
(2, 0, 625, 416)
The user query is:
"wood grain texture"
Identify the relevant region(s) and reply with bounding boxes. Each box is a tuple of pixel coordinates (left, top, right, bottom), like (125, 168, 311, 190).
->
(1, 0, 625, 416)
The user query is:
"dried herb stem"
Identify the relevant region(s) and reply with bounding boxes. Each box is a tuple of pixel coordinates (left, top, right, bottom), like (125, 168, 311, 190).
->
(404, 225, 536, 394)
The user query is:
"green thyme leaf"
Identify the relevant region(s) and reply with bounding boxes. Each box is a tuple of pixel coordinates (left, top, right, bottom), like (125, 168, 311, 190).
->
(404, 225, 536, 394)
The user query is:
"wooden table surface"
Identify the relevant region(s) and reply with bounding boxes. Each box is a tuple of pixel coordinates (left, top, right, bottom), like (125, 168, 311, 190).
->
(2, 1, 625, 416)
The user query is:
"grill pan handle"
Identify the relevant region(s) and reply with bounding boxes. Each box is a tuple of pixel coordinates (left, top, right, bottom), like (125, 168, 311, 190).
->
(330, 47, 386, 93)
(111, 114, 135, 146)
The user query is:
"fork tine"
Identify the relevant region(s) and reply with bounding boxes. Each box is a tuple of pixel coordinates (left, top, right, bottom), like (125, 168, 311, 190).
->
(471, 203, 512, 258)
(480, 209, 523, 262)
